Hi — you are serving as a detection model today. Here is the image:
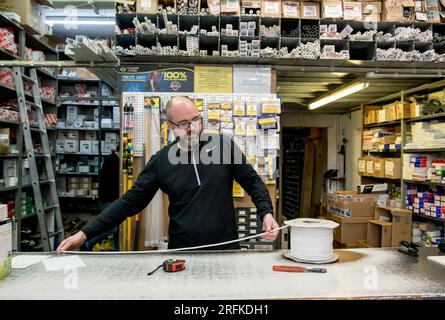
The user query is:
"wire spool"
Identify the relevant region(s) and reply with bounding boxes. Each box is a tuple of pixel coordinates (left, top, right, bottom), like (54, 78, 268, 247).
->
(284, 218, 339, 264)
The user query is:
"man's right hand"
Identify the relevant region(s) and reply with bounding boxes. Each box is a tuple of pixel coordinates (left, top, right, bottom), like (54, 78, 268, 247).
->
(57, 231, 87, 253)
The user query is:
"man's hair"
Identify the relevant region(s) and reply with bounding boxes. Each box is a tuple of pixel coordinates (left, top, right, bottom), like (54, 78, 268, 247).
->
(165, 96, 195, 120)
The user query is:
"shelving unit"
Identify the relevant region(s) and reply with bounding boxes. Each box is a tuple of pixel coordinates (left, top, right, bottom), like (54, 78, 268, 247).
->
(0, 13, 59, 251)
(56, 75, 120, 216)
(360, 79, 445, 235)
(116, 12, 445, 63)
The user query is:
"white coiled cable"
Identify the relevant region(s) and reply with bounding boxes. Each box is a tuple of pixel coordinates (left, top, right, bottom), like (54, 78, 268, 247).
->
(285, 218, 339, 262)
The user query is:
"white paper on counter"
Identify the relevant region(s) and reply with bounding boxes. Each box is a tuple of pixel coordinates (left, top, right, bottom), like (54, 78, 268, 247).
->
(43, 255, 86, 271)
(12, 255, 51, 269)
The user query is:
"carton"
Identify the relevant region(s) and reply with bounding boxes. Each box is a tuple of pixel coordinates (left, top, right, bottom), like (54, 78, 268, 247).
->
(328, 214, 373, 245)
(261, 0, 282, 17)
(374, 206, 412, 247)
(301, 2, 321, 18)
(322, 0, 343, 18)
(384, 158, 401, 179)
(327, 191, 378, 218)
(0, 219, 11, 280)
(367, 220, 392, 247)
(282, 1, 300, 17)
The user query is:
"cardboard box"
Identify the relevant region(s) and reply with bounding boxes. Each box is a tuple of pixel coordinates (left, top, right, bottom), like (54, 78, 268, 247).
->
(367, 220, 392, 247)
(0, 1, 44, 34)
(282, 1, 300, 17)
(374, 206, 412, 247)
(0, 204, 8, 222)
(373, 158, 385, 178)
(79, 140, 92, 154)
(384, 158, 401, 179)
(362, 1, 382, 13)
(261, 0, 281, 17)
(322, 0, 343, 18)
(136, 0, 158, 13)
(396, 102, 411, 119)
(301, 1, 321, 18)
(328, 214, 373, 245)
(327, 191, 378, 218)
(382, 0, 403, 21)
(363, 105, 381, 124)
(221, 0, 241, 15)
(56, 141, 65, 153)
(63, 140, 78, 153)
(366, 158, 374, 176)
(0, 219, 11, 280)
(358, 157, 367, 176)
(389, 104, 397, 121)
(0, 128, 10, 154)
(343, 1, 363, 20)
(105, 132, 118, 143)
(380, 135, 396, 145)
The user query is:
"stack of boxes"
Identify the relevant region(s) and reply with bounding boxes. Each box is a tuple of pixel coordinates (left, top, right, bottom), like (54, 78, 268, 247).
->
(363, 102, 411, 124)
(0, 27, 18, 56)
(103, 132, 119, 155)
(364, 206, 412, 248)
(60, 105, 99, 130)
(405, 120, 445, 149)
(327, 191, 379, 247)
(406, 188, 445, 220)
(0, 203, 11, 280)
(65, 177, 99, 198)
(56, 130, 101, 155)
(358, 156, 401, 179)
(2, 159, 18, 188)
(56, 156, 100, 174)
(403, 153, 441, 181)
(362, 127, 400, 152)
(236, 207, 274, 249)
(412, 221, 444, 247)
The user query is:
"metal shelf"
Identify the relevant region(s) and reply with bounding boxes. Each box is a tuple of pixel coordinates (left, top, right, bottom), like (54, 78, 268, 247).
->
(58, 127, 99, 131)
(36, 68, 57, 80)
(58, 195, 97, 200)
(404, 148, 445, 153)
(0, 47, 20, 60)
(363, 120, 401, 128)
(0, 119, 20, 126)
(360, 175, 401, 182)
(58, 102, 100, 106)
(58, 77, 100, 83)
(56, 172, 98, 176)
(0, 185, 19, 192)
(412, 213, 444, 223)
(0, 153, 20, 158)
(404, 179, 445, 187)
(25, 33, 57, 54)
(405, 112, 445, 123)
(57, 152, 100, 156)
(40, 98, 56, 106)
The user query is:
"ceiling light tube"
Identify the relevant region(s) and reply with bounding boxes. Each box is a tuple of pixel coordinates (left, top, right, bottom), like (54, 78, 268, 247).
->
(308, 82, 369, 110)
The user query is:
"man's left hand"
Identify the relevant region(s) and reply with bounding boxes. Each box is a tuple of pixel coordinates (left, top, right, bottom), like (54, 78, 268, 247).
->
(262, 213, 280, 241)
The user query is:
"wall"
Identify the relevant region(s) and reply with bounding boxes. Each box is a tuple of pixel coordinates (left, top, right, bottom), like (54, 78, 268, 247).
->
(339, 109, 363, 191)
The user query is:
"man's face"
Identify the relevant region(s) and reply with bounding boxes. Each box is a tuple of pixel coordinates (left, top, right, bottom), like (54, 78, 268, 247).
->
(169, 99, 203, 150)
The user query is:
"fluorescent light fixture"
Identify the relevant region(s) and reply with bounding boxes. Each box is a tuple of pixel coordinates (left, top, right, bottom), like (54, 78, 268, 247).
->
(45, 20, 115, 26)
(367, 72, 442, 79)
(308, 82, 369, 110)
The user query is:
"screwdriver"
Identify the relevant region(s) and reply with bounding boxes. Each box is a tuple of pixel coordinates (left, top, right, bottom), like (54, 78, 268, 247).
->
(272, 266, 327, 273)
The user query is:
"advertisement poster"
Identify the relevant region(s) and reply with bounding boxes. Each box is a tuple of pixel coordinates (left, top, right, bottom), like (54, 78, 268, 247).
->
(194, 66, 233, 93)
(118, 67, 194, 92)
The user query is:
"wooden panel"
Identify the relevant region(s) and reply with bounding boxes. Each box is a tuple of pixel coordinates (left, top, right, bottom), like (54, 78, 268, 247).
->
(300, 142, 315, 218)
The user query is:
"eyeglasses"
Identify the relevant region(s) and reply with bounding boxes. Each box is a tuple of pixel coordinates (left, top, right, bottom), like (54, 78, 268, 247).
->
(169, 116, 202, 130)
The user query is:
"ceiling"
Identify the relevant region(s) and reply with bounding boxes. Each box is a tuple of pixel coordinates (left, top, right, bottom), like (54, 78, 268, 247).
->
(44, 0, 115, 39)
(278, 71, 439, 114)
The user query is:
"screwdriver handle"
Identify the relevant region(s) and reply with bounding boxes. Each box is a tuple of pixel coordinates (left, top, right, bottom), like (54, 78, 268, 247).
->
(272, 265, 308, 272)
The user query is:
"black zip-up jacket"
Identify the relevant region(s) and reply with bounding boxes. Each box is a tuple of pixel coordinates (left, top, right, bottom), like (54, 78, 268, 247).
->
(81, 134, 273, 249)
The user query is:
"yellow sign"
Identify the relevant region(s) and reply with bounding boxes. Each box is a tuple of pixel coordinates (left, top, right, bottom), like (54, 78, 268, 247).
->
(233, 181, 245, 197)
(195, 66, 233, 93)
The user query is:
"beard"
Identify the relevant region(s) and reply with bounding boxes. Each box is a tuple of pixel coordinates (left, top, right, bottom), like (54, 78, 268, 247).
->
(176, 128, 202, 151)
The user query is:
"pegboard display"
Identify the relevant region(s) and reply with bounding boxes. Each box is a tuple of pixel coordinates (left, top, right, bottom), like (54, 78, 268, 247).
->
(120, 92, 280, 184)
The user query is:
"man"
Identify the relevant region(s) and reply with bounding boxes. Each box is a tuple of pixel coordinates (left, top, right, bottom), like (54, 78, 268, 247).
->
(58, 96, 279, 251)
